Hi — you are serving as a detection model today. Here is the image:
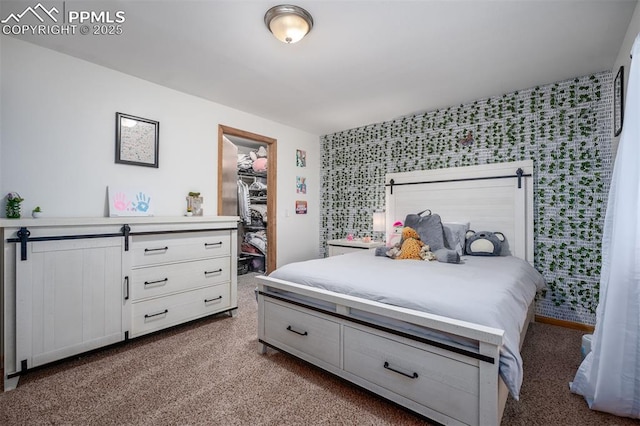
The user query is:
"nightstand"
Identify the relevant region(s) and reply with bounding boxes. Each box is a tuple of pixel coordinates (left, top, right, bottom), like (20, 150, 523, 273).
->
(327, 239, 385, 257)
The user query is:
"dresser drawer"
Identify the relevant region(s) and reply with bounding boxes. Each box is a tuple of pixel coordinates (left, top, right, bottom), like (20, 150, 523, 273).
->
(263, 301, 340, 367)
(131, 231, 231, 266)
(130, 284, 232, 338)
(343, 326, 479, 425)
(130, 257, 230, 301)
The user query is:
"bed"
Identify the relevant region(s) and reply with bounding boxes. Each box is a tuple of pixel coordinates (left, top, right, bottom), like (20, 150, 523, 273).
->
(256, 160, 543, 425)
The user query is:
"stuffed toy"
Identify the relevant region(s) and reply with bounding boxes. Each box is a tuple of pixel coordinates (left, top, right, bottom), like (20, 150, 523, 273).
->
(396, 227, 424, 260)
(420, 245, 436, 261)
(387, 220, 404, 247)
(252, 157, 267, 172)
(465, 230, 505, 256)
(396, 227, 434, 260)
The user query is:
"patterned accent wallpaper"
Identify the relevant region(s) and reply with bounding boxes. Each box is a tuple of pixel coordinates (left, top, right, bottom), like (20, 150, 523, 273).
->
(320, 71, 613, 325)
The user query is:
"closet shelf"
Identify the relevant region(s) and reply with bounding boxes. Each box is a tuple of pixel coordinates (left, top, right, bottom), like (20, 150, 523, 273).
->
(239, 170, 267, 178)
(241, 251, 265, 258)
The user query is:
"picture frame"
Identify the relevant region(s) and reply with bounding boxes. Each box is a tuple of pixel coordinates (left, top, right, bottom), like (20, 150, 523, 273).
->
(116, 112, 159, 168)
(614, 66, 624, 137)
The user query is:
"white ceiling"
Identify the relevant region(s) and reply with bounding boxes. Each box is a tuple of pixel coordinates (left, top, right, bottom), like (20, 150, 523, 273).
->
(7, 0, 637, 135)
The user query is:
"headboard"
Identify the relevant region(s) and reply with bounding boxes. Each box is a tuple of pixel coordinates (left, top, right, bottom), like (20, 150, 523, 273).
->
(385, 160, 534, 264)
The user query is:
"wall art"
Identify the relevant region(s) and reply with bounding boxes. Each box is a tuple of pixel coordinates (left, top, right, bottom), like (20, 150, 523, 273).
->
(116, 112, 159, 168)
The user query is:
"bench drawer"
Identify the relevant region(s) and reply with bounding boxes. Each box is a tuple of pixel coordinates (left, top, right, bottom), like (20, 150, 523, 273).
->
(343, 326, 479, 425)
(264, 301, 340, 367)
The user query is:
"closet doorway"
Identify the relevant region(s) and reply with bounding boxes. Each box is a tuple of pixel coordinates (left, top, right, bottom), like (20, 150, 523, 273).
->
(217, 125, 277, 274)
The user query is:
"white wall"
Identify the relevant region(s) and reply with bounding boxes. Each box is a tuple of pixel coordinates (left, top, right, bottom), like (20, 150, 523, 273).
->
(612, 1, 640, 155)
(0, 36, 320, 267)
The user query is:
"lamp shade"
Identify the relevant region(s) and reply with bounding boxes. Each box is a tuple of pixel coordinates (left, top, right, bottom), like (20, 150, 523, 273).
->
(265, 5, 313, 44)
(372, 211, 386, 232)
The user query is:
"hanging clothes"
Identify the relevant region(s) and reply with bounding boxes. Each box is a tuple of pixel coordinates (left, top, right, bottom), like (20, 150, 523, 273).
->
(570, 34, 640, 418)
(237, 179, 251, 225)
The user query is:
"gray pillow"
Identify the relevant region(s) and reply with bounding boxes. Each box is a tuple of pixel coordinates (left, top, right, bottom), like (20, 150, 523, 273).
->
(443, 222, 470, 256)
(404, 209, 445, 251)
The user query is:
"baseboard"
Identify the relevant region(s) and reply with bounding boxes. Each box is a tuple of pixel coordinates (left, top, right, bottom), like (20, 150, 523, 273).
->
(535, 315, 595, 333)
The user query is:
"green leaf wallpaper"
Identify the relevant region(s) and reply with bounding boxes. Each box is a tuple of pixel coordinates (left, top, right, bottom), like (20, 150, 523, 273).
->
(320, 71, 613, 325)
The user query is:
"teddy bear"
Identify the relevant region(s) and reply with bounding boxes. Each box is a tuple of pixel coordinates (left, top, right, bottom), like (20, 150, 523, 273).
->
(396, 227, 435, 260)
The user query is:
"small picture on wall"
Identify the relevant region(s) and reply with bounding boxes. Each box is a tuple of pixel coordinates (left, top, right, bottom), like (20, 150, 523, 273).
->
(295, 200, 307, 214)
(614, 66, 624, 137)
(296, 176, 307, 194)
(108, 186, 154, 217)
(296, 149, 306, 167)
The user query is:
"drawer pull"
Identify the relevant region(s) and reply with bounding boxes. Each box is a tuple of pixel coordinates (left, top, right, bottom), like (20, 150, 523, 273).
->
(144, 278, 168, 286)
(124, 276, 129, 301)
(144, 309, 168, 319)
(144, 246, 168, 253)
(286, 325, 308, 336)
(204, 242, 223, 248)
(383, 361, 418, 379)
(204, 296, 223, 303)
(204, 268, 223, 275)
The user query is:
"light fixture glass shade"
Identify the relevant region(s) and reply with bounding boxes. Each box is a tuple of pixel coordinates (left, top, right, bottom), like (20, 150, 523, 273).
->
(372, 211, 386, 233)
(265, 5, 313, 44)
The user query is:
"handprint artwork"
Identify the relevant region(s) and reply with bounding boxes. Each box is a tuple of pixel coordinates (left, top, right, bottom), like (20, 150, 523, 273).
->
(113, 192, 130, 211)
(108, 187, 154, 217)
(132, 192, 151, 212)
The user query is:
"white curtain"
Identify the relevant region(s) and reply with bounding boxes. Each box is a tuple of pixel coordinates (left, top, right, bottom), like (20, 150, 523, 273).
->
(569, 34, 640, 418)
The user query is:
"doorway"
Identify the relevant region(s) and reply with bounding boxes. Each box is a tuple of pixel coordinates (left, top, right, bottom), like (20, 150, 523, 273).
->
(217, 125, 277, 274)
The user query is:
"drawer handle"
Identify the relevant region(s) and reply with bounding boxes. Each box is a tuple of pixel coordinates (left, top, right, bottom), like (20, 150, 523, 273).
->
(383, 361, 418, 379)
(144, 309, 168, 319)
(124, 276, 129, 301)
(145, 246, 168, 253)
(286, 325, 308, 336)
(204, 296, 223, 303)
(204, 242, 223, 247)
(144, 278, 168, 286)
(204, 268, 223, 275)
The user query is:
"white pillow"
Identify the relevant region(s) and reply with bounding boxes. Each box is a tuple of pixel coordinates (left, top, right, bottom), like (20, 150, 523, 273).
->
(443, 222, 470, 256)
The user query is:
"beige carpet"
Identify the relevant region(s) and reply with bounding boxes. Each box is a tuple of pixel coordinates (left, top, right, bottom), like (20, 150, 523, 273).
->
(0, 273, 637, 425)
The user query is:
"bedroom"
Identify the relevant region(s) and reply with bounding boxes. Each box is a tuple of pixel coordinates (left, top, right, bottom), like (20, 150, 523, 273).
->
(1, 1, 639, 424)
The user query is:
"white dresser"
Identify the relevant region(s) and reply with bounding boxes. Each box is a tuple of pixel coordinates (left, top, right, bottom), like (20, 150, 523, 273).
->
(1, 216, 238, 390)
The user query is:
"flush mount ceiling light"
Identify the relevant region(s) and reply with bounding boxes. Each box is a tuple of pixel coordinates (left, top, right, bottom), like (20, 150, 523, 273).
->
(264, 4, 313, 44)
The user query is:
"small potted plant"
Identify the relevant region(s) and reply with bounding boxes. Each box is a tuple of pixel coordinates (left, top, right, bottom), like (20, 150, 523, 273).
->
(32, 206, 43, 218)
(5, 192, 24, 219)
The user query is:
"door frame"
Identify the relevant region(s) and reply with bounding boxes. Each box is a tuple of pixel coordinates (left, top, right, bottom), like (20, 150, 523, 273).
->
(217, 125, 277, 273)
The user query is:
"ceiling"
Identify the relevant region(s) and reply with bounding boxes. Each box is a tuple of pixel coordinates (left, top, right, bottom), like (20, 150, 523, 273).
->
(7, 0, 637, 135)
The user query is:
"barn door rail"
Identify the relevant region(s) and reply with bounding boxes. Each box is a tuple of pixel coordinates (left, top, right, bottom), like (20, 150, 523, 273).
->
(7, 225, 131, 261)
(386, 167, 531, 194)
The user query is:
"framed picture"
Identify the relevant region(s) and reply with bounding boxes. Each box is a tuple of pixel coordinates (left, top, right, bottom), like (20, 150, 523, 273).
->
(614, 66, 624, 137)
(296, 149, 306, 167)
(116, 112, 159, 167)
(295, 200, 307, 214)
(296, 176, 307, 194)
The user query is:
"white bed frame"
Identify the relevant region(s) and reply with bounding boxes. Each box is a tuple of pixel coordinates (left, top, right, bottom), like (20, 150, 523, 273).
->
(257, 160, 534, 425)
